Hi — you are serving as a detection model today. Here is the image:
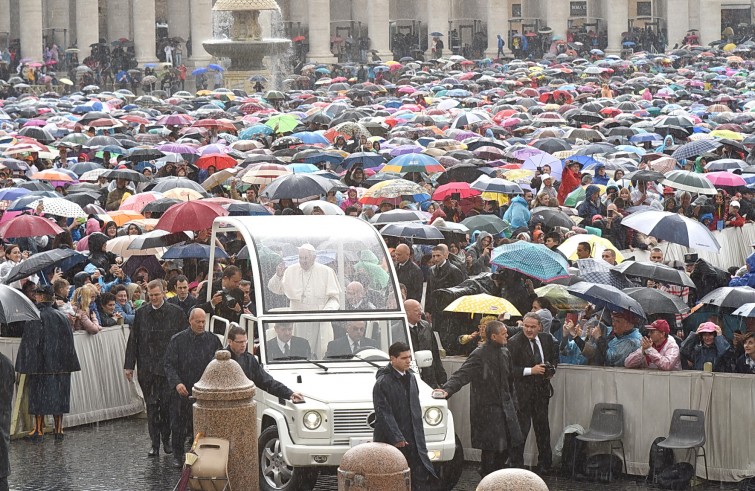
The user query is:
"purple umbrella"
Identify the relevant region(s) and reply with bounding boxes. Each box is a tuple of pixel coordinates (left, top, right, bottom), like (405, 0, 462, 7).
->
(157, 143, 199, 154)
(389, 145, 424, 157)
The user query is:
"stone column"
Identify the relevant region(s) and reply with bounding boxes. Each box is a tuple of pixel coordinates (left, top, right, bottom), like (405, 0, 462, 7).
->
(76, 0, 99, 59)
(367, 0, 391, 60)
(307, 0, 337, 63)
(665, 0, 689, 49)
(485, 0, 509, 59)
(132, 0, 158, 64)
(0, 1, 10, 47)
(188, 0, 213, 65)
(604, 0, 628, 54)
(167, 0, 191, 42)
(107, 0, 131, 43)
(545, 0, 569, 41)
(47, 0, 70, 49)
(19, 0, 43, 61)
(425, 0, 450, 59)
(699, 0, 721, 46)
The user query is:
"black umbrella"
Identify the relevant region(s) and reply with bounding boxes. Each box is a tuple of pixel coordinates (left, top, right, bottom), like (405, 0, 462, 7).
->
(698, 286, 755, 309)
(626, 169, 665, 183)
(260, 173, 336, 201)
(64, 192, 101, 207)
(380, 223, 445, 244)
(531, 137, 572, 153)
(85, 135, 121, 147)
(3, 249, 88, 285)
(625, 287, 690, 316)
(0, 284, 40, 323)
(436, 163, 485, 184)
(69, 162, 104, 177)
(102, 168, 150, 182)
(149, 177, 207, 194)
(125, 147, 166, 162)
(16, 181, 54, 192)
(613, 261, 696, 288)
(529, 206, 575, 229)
(567, 282, 646, 319)
(127, 230, 191, 251)
(141, 198, 181, 214)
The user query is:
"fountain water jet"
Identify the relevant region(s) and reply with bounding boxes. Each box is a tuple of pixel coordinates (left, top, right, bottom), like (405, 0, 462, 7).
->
(202, 0, 291, 89)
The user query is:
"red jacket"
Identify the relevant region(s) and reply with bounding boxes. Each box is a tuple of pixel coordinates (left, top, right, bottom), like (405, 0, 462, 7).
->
(557, 167, 581, 205)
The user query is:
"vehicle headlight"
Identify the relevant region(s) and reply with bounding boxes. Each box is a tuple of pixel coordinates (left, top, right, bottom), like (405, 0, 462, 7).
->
(303, 410, 322, 430)
(423, 407, 443, 426)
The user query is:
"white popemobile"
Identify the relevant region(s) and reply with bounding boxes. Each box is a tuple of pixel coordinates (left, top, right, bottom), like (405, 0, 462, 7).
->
(206, 215, 463, 491)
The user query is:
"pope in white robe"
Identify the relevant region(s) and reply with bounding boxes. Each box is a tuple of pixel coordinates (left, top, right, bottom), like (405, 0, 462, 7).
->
(268, 244, 341, 356)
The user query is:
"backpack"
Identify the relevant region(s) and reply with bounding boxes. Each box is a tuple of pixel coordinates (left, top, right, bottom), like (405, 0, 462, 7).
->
(560, 431, 587, 475)
(648, 436, 675, 483)
(657, 462, 695, 490)
(584, 454, 623, 482)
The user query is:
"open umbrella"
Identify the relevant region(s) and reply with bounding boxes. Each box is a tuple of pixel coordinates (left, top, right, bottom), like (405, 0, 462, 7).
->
(613, 261, 696, 288)
(380, 223, 445, 244)
(558, 234, 624, 262)
(2, 249, 88, 285)
(732, 303, 755, 318)
(370, 209, 428, 224)
(298, 200, 344, 216)
(162, 243, 229, 260)
(621, 210, 720, 252)
(533, 283, 588, 311)
(260, 173, 336, 202)
(224, 202, 271, 216)
(697, 286, 755, 309)
(491, 241, 569, 282)
(155, 201, 229, 233)
(663, 170, 718, 195)
(624, 287, 690, 316)
(103, 168, 150, 182)
(359, 179, 430, 206)
(431, 182, 480, 201)
(0, 214, 64, 238)
(470, 176, 523, 195)
(444, 293, 521, 316)
(529, 206, 575, 229)
(0, 284, 40, 323)
(127, 230, 191, 250)
(462, 215, 509, 236)
(567, 282, 646, 319)
(27, 198, 87, 218)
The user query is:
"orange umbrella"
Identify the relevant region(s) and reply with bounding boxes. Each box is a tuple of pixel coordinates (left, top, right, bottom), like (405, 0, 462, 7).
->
(195, 153, 237, 170)
(108, 210, 145, 226)
(31, 169, 75, 182)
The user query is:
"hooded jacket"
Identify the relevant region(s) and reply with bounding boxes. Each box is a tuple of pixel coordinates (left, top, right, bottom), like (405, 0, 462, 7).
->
(729, 253, 755, 288)
(577, 185, 605, 220)
(467, 231, 493, 275)
(592, 165, 610, 185)
(502, 196, 531, 229)
(558, 165, 581, 205)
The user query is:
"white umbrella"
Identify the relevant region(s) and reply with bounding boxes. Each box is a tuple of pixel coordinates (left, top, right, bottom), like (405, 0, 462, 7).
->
(663, 170, 718, 195)
(299, 200, 344, 215)
(79, 168, 110, 182)
(28, 197, 87, 218)
(622, 210, 721, 252)
(105, 235, 164, 257)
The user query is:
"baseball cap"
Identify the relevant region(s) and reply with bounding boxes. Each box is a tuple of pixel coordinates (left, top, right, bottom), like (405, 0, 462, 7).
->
(696, 322, 718, 334)
(730, 200, 740, 208)
(541, 173, 552, 181)
(645, 319, 670, 334)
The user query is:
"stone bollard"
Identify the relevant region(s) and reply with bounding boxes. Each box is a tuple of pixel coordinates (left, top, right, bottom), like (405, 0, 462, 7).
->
(477, 468, 549, 491)
(192, 350, 257, 490)
(338, 442, 411, 490)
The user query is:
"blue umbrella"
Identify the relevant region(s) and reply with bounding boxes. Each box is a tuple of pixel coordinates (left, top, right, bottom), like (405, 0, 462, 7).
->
(341, 152, 384, 170)
(0, 187, 31, 201)
(629, 133, 662, 143)
(8, 192, 58, 211)
(300, 152, 344, 166)
(208, 64, 224, 72)
(162, 243, 229, 260)
(239, 125, 274, 139)
(288, 163, 319, 173)
(225, 202, 271, 216)
(315, 67, 331, 74)
(491, 241, 569, 282)
(192, 67, 208, 75)
(567, 282, 646, 319)
(291, 131, 330, 145)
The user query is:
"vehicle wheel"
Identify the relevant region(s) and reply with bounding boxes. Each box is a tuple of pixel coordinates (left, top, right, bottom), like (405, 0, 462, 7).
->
(434, 434, 464, 491)
(259, 425, 319, 491)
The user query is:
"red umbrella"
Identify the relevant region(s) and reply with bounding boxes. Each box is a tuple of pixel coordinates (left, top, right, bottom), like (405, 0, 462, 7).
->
(156, 201, 229, 233)
(0, 214, 64, 238)
(195, 153, 237, 170)
(432, 182, 481, 201)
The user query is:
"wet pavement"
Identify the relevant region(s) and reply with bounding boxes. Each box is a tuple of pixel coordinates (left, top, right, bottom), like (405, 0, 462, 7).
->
(7, 416, 741, 491)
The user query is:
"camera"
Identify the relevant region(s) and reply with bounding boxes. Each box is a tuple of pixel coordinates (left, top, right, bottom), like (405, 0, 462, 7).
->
(218, 289, 239, 309)
(543, 362, 556, 378)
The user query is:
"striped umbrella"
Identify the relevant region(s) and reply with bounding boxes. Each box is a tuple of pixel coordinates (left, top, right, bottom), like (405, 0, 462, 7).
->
(382, 153, 444, 174)
(240, 163, 291, 185)
(663, 170, 718, 195)
(491, 241, 569, 282)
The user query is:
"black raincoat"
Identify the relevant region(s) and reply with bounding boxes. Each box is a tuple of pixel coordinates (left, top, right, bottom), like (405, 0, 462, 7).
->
(15, 303, 81, 415)
(1, 353, 13, 480)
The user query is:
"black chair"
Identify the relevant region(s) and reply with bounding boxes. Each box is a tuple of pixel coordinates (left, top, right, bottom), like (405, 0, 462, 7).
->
(657, 409, 708, 480)
(572, 403, 626, 482)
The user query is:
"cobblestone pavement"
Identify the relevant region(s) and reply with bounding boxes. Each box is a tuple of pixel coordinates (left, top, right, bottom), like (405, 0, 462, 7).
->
(7, 416, 740, 491)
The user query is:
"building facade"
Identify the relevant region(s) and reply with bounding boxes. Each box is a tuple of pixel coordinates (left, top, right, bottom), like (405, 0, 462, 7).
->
(1, 0, 753, 65)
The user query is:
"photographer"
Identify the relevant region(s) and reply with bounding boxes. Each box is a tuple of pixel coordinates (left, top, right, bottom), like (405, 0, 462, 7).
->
(509, 312, 558, 473)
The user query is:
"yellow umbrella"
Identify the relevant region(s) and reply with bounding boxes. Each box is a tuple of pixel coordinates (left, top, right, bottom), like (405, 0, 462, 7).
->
(59, 78, 74, 86)
(723, 43, 737, 52)
(162, 188, 205, 201)
(558, 234, 624, 262)
(481, 191, 509, 206)
(502, 169, 534, 182)
(444, 293, 521, 317)
(710, 129, 743, 141)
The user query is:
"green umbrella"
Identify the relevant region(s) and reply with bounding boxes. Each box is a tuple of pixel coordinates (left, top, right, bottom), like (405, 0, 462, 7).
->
(265, 114, 300, 134)
(534, 284, 588, 311)
(564, 185, 586, 207)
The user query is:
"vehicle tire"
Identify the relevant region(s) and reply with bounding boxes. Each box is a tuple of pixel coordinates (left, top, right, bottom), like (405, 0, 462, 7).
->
(434, 434, 464, 491)
(259, 425, 319, 491)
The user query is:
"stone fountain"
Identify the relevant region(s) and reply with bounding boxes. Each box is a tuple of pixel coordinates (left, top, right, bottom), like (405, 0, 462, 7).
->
(202, 0, 291, 89)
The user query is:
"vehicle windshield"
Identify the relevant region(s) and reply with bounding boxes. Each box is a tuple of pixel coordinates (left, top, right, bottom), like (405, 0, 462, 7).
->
(261, 318, 408, 364)
(249, 216, 400, 315)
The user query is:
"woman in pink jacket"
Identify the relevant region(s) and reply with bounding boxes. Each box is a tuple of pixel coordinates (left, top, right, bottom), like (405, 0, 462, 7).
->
(624, 319, 682, 371)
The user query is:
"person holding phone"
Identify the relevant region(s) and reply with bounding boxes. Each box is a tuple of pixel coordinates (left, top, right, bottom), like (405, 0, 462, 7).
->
(467, 232, 494, 275)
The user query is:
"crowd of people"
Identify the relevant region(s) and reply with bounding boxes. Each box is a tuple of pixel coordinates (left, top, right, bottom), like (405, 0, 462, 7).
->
(3, 27, 755, 490)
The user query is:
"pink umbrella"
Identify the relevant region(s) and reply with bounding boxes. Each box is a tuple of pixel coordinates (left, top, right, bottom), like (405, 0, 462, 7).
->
(119, 191, 163, 212)
(23, 119, 47, 127)
(704, 171, 747, 187)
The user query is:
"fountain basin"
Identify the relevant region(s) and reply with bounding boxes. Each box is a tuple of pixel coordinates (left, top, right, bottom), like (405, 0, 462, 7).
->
(202, 38, 291, 71)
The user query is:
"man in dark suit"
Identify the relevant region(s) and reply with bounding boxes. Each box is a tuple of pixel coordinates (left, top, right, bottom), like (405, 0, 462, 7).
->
(325, 320, 378, 357)
(404, 299, 446, 388)
(1, 353, 13, 491)
(265, 322, 312, 360)
(425, 245, 465, 351)
(439, 320, 524, 477)
(508, 312, 559, 472)
(394, 244, 423, 302)
(124, 280, 188, 456)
